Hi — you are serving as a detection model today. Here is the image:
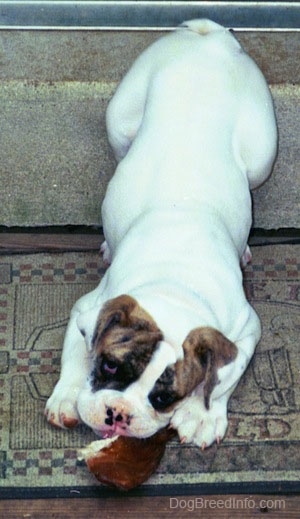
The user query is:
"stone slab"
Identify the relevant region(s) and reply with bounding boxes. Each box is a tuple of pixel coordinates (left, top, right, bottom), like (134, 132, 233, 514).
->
(1, 81, 115, 226)
(1, 81, 299, 228)
(0, 30, 299, 229)
(0, 31, 298, 85)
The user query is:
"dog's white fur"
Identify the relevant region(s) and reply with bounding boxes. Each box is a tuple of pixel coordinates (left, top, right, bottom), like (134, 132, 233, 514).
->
(45, 19, 277, 447)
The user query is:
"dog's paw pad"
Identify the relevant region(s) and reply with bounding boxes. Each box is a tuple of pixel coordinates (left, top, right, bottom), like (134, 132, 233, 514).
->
(193, 414, 228, 448)
(45, 404, 80, 430)
(45, 411, 63, 429)
(100, 241, 112, 265)
(61, 413, 80, 429)
(241, 244, 252, 268)
(45, 387, 81, 430)
(171, 396, 228, 448)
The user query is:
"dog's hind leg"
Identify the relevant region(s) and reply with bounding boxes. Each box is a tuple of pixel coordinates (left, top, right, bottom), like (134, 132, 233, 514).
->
(105, 35, 173, 162)
(105, 57, 151, 162)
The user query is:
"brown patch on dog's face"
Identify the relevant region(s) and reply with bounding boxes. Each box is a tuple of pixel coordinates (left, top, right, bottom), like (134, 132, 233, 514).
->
(91, 295, 163, 392)
(148, 327, 237, 411)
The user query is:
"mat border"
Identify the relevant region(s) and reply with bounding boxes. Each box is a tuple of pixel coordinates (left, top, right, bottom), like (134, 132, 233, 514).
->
(1, 481, 300, 500)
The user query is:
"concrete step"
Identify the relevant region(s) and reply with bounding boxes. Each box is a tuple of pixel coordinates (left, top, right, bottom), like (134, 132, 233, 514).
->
(1, 30, 299, 229)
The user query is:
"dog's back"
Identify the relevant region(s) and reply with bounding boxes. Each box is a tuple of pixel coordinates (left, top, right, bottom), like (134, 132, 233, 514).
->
(103, 19, 277, 256)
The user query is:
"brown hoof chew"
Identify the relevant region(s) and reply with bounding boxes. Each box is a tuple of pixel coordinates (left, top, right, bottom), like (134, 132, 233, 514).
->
(78, 428, 175, 491)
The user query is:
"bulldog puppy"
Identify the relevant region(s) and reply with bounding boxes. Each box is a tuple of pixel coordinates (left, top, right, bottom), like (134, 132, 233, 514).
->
(45, 19, 277, 448)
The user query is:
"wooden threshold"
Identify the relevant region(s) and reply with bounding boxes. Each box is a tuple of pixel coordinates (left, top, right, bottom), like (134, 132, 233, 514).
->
(0, 233, 101, 254)
(1, 230, 299, 255)
(0, 494, 299, 518)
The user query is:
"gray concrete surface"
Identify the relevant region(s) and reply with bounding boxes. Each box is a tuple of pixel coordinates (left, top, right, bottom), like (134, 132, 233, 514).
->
(1, 81, 114, 226)
(1, 30, 299, 228)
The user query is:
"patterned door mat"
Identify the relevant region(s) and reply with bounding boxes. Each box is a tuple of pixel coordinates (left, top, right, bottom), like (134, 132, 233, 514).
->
(0, 245, 299, 498)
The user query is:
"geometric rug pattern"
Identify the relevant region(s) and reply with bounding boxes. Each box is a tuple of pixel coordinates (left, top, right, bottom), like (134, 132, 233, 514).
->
(0, 245, 299, 496)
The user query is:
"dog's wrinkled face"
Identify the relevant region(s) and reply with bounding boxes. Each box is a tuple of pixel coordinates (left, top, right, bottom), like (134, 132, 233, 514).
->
(77, 295, 237, 438)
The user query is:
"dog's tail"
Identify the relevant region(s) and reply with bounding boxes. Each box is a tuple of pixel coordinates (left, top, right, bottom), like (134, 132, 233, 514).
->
(178, 18, 226, 36)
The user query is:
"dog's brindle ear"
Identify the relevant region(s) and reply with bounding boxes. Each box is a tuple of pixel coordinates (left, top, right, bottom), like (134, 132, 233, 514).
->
(92, 295, 136, 345)
(92, 294, 163, 356)
(180, 327, 238, 409)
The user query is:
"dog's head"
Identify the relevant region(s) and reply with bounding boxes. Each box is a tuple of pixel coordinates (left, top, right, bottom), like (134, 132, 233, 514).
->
(77, 295, 237, 438)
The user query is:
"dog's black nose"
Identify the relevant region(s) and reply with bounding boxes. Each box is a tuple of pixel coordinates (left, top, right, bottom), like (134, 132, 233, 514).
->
(105, 407, 114, 426)
(104, 406, 131, 427)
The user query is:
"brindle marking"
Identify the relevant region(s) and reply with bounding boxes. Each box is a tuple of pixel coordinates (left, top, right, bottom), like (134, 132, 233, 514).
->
(149, 327, 238, 411)
(91, 295, 163, 392)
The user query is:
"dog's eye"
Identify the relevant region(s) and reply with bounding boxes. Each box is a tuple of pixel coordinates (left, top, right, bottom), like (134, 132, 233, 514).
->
(119, 333, 133, 343)
(101, 359, 118, 377)
(149, 392, 176, 411)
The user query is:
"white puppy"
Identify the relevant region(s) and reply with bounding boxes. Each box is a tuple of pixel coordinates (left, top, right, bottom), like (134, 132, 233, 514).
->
(45, 19, 277, 448)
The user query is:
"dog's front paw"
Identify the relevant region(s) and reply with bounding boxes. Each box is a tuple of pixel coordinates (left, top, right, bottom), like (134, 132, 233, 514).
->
(171, 396, 228, 449)
(45, 382, 81, 429)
